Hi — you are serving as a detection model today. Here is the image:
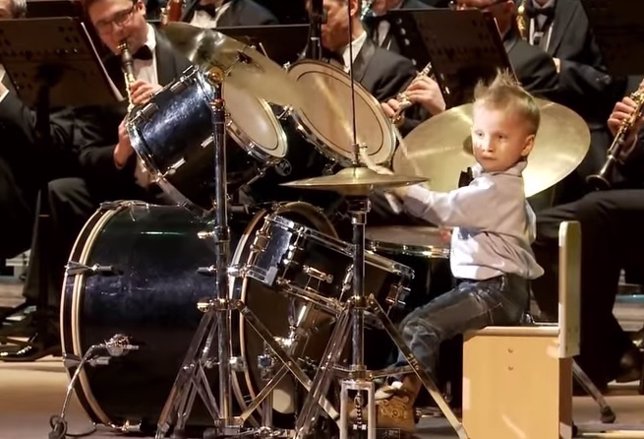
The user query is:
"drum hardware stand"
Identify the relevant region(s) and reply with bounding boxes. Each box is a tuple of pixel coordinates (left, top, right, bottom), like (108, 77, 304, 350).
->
(49, 334, 139, 439)
(285, 5, 468, 439)
(155, 73, 339, 439)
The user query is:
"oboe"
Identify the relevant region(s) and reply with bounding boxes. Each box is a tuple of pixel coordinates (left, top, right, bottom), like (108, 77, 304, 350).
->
(390, 62, 434, 124)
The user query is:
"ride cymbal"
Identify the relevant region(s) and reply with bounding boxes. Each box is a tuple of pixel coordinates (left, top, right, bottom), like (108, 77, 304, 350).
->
(163, 22, 303, 107)
(282, 166, 426, 196)
(393, 99, 590, 197)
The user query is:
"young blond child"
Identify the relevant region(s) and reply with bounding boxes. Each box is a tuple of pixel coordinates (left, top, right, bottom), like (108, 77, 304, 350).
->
(372, 71, 545, 431)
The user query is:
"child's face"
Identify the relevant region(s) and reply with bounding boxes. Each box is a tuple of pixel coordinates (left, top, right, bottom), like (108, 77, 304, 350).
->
(471, 104, 535, 172)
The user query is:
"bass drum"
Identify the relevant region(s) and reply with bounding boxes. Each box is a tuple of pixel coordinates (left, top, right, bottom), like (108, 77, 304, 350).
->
(60, 201, 336, 432)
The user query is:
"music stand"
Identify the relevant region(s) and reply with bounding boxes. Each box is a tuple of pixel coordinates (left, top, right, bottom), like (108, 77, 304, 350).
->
(26, 0, 83, 17)
(0, 17, 120, 110)
(216, 24, 310, 66)
(388, 8, 514, 108)
(580, 0, 644, 76)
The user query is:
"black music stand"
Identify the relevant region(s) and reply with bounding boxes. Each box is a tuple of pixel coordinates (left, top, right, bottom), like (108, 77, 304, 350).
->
(215, 24, 310, 65)
(388, 8, 514, 107)
(580, 0, 644, 76)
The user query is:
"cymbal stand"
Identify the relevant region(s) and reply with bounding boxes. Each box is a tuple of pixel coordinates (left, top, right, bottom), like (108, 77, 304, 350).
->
(154, 73, 339, 439)
(292, 3, 468, 438)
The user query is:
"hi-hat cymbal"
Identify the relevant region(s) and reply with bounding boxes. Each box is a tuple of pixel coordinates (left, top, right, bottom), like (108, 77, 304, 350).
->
(163, 22, 303, 107)
(393, 99, 590, 197)
(281, 166, 427, 196)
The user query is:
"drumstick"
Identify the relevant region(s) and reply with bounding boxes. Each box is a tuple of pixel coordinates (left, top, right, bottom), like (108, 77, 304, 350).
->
(358, 147, 403, 215)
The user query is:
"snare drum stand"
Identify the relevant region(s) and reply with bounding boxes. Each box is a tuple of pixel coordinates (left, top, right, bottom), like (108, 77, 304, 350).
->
(155, 72, 338, 439)
(291, 194, 468, 439)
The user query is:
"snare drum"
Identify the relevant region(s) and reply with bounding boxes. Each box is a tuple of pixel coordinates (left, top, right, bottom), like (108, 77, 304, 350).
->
(247, 214, 414, 315)
(366, 225, 452, 309)
(286, 60, 396, 167)
(128, 66, 288, 213)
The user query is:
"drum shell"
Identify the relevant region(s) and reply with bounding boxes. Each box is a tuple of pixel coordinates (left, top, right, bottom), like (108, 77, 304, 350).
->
(60, 201, 335, 431)
(128, 66, 289, 213)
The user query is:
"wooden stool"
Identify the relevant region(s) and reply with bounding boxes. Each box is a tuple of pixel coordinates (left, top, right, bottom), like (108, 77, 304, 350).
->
(462, 221, 581, 439)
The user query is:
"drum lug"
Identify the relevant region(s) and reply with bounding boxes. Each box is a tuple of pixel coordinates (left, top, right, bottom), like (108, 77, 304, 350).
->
(230, 356, 246, 372)
(66, 261, 115, 276)
(107, 419, 142, 434)
(302, 265, 334, 284)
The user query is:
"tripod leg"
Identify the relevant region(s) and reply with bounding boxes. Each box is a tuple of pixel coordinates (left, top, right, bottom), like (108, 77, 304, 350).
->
(155, 311, 219, 438)
(236, 300, 343, 422)
(293, 308, 353, 439)
(572, 361, 616, 423)
(367, 298, 469, 439)
(238, 365, 288, 422)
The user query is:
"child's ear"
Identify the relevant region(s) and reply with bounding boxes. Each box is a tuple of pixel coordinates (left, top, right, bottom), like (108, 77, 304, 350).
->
(521, 134, 535, 157)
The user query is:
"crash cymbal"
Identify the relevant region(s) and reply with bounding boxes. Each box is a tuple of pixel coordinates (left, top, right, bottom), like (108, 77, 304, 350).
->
(163, 22, 303, 107)
(393, 99, 590, 197)
(281, 166, 426, 196)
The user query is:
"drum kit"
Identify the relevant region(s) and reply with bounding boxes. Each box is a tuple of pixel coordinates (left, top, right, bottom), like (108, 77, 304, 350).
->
(56, 13, 591, 439)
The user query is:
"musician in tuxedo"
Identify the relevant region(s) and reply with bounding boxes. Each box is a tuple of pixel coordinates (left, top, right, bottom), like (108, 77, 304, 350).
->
(521, 0, 626, 203)
(0, 0, 80, 340)
(181, 0, 278, 28)
(382, 0, 559, 135)
(319, 0, 416, 101)
(0, 0, 192, 361)
(363, 0, 433, 55)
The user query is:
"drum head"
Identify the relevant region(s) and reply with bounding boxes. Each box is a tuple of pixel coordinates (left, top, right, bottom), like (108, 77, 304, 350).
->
(225, 80, 288, 161)
(366, 225, 451, 258)
(287, 60, 395, 165)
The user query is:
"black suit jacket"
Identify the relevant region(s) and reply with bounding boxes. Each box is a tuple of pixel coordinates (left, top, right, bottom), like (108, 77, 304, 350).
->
(364, 0, 432, 55)
(0, 74, 78, 187)
(352, 37, 416, 102)
(538, 0, 624, 126)
(74, 29, 192, 192)
(504, 28, 559, 99)
(182, 0, 278, 26)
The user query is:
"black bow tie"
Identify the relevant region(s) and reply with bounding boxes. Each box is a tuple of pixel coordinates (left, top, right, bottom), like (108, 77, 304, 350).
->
(364, 13, 389, 27)
(194, 2, 218, 16)
(525, 2, 555, 20)
(133, 45, 153, 60)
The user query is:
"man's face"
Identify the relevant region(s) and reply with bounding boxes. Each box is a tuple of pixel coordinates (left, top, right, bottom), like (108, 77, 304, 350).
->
(321, 0, 351, 52)
(88, 0, 148, 55)
(454, 0, 515, 35)
(0, 0, 14, 18)
(470, 103, 534, 172)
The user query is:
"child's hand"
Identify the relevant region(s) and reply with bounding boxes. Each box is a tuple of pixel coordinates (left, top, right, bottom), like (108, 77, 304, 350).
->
(371, 165, 394, 175)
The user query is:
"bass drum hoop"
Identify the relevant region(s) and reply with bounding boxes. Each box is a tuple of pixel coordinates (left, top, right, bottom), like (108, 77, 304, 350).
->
(60, 201, 147, 426)
(286, 59, 396, 167)
(231, 201, 337, 414)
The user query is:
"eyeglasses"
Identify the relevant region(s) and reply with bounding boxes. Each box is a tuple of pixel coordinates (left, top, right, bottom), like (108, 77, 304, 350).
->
(94, 4, 136, 34)
(450, 0, 509, 11)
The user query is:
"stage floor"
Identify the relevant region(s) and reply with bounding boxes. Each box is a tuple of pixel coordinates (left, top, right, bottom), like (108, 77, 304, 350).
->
(2, 356, 644, 439)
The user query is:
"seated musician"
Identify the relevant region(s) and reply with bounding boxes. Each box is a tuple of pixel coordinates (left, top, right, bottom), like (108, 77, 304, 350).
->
(383, 0, 559, 135)
(362, 0, 434, 54)
(180, 0, 278, 28)
(0, 0, 80, 352)
(532, 81, 644, 392)
(315, 0, 416, 102)
(369, 71, 544, 431)
(0, 0, 192, 361)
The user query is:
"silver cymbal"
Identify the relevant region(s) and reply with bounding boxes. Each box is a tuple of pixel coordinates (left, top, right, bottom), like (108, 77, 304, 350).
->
(393, 98, 590, 197)
(163, 22, 304, 108)
(281, 166, 427, 196)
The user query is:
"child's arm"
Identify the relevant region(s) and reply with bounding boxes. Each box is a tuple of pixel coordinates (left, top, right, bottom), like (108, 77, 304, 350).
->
(392, 180, 503, 229)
